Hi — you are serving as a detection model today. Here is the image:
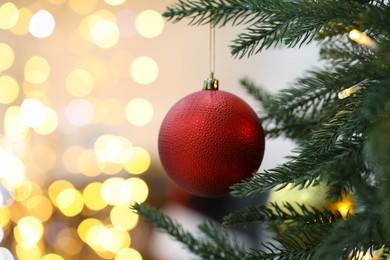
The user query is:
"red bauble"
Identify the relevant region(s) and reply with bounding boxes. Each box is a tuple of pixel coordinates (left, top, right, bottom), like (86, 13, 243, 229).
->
(158, 88, 265, 197)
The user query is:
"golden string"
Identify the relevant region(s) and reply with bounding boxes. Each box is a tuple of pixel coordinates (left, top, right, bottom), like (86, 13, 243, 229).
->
(209, 13, 216, 78)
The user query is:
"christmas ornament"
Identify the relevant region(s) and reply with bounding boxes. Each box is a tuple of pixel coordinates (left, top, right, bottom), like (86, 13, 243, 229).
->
(158, 76, 265, 197)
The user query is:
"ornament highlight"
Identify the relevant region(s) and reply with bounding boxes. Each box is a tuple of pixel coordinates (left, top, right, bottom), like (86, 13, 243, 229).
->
(158, 78, 265, 197)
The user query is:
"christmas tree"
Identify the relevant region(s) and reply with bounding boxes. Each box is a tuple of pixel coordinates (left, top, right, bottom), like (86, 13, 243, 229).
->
(133, 0, 390, 259)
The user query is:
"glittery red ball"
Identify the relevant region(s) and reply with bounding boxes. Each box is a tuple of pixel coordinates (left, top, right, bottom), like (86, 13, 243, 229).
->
(158, 89, 265, 197)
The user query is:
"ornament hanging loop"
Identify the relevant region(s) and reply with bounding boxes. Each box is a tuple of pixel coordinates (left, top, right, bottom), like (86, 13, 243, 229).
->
(203, 9, 219, 90)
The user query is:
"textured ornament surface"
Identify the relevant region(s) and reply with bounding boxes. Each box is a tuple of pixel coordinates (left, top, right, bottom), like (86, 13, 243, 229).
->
(158, 89, 265, 197)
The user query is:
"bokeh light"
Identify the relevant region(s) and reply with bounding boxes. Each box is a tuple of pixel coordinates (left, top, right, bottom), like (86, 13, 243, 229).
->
(0, 207, 10, 228)
(0, 75, 19, 104)
(124, 146, 151, 174)
(16, 216, 44, 246)
(115, 248, 142, 260)
(29, 10, 55, 39)
(0, 43, 15, 71)
(77, 149, 101, 177)
(47, 0, 67, 4)
(20, 98, 46, 128)
(15, 244, 41, 259)
(124, 178, 149, 204)
(0, 2, 19, 30)
(65, 99, 94, 127)
(4, 106, 29, 141)
(130, 56, 159, 85)
(41, 254, 64, 260)
(105, 0, 127, 6)
(24, 56, 50, 84)
(0, 247, 14, 260)
(69, 0, 97, 15)
(0, 2, 160, 259)
(78, 218, 102, 243)
(33, 107, 58, 135)
(62, 146, 85, 174)
(48, 180, 74, 207)
(66, 69, 94, 97)
(110, 205, 139, 231)
(10, 7, 32, 35)
(135, 10, 164, 38)
(56, 188, 84, 217)
(94, 135, 132, 164)
(83, 182, 107, 211)
(125, 98, 154, 126)
(0, 149, 25, 191)
(100, 178, 128, 206)
(91, 19, 120, 48)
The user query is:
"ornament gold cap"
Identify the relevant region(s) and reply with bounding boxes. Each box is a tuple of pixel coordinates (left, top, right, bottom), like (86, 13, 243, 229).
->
(203, 73, 219, 90)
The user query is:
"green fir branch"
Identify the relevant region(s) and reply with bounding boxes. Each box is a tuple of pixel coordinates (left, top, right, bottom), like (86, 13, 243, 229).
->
(163, 0, 369, 57)
(239, 77, 271, 105)
(230, 0, 367, 57)
(314, 212, 385, 260)
(261, 64, 374, 140)
(223, 202, 339, 228)
(132, 203, 246, 259)
(197, 222, 245, 258)
(246, 243, 316, 260)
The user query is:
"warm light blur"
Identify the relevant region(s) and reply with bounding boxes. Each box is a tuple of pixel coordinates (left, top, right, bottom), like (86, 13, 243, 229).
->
(66, 69, 94, 97)
(15, 244, 41, 259)
(0, 43, 15, 71)
(130, 56, 159, 85)
(124, 177, 149, 204)
(124, 146, 151, 174)
(56, 188, 84, 217)
(101, 177, 127, 206)
(0, 247, 15, 259)
(29, 10, 55, 38)
(20, 98, 47, 128)
(24, 56, 50, 84)
(0, 149, 25, 191)
(41, 254, 64, 260)
(48, 180, 74, 207)
(1, 2, 161, 259)
(105, 0, 127, 6)
(0, 75, 19, 104)
(125, 98, 154, 126)
(24, 195, 53, 222)
(33, 107, 58, 135)
(94, 134, 133, 164)
(91, 19, 120, 48)
(329, 194, 354, 219)
(83, 182, 107, 211)
(0, 208, 10, 228)
(78, 149, 101, 177)
(10, 7, 32, 35)
(115, 248, 143, 260)
(65, 98, 94, 127)
(62, 145, 85, 174)
(135, 10, 164, 38)
(0, 2, 19, 30)
(4, 106, 29, 141)
(16, 216, 44, 246)
(69, 0, 97, 14)
(110, 205, 139, 231)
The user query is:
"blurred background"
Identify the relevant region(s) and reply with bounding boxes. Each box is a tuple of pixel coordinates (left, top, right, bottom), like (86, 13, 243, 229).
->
(0, 0, 320, 259)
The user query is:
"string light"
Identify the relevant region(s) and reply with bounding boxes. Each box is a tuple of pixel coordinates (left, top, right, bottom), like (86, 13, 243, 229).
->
(338, 79, 369, 99)
(348, 29, 377, 48)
